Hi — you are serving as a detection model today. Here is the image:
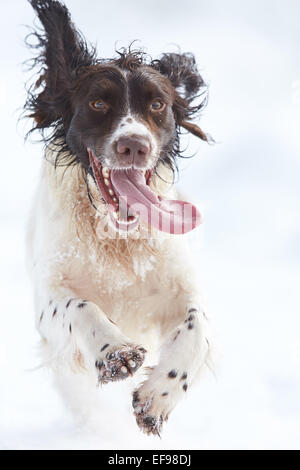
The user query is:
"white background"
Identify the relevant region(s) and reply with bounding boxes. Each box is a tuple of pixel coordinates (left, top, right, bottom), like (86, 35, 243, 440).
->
(0, 0, 300, 449)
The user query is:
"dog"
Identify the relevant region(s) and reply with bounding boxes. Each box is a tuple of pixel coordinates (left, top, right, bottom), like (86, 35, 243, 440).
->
(24, 0, 213, 436)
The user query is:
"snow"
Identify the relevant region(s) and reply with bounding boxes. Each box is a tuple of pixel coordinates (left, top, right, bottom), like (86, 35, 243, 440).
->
(1, 0, 300, 450)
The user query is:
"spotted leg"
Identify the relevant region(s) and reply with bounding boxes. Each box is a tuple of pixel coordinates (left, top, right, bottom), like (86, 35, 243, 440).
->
(132, 304, 211, 435)
(35, 286, 146, 383)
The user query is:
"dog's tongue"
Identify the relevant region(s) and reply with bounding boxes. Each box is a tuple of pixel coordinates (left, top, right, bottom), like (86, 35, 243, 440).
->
(110, 169, 202, 234)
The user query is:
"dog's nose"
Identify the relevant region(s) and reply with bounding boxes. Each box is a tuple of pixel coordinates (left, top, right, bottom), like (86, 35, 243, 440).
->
(116, 136, 150, 160)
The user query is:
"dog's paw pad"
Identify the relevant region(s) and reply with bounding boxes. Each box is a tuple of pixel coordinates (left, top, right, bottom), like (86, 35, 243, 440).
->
(95, 345, 146, 384)
(137, 413, 163, 436)
(132, 391, 166, 436)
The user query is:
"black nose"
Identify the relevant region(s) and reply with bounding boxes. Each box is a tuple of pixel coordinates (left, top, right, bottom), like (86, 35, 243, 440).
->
(116, 136, 150, 160)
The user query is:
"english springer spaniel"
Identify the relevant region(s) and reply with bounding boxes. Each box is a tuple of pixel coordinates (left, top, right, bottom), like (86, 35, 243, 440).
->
(25, 0, 213, 436)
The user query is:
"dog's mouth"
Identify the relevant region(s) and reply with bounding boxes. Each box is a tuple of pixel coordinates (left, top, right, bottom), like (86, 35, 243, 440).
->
(88, 148, 202, 234)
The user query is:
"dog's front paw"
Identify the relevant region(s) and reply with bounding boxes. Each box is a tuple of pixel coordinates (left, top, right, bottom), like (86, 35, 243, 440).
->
(133, 391, 164, 436)
(132, 367, 189, 436)
(95, 344, 146, 384)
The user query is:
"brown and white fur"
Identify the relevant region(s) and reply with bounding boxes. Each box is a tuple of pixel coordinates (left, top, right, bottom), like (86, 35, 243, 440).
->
(25, 0, 214, 436)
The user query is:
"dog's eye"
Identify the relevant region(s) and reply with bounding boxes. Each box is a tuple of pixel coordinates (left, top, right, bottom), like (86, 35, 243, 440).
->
(89, 100, 108, 111)
(150, 100, 165, 112)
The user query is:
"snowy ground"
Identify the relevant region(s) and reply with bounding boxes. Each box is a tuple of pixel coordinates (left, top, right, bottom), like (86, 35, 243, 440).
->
(1, 0, 300, 450)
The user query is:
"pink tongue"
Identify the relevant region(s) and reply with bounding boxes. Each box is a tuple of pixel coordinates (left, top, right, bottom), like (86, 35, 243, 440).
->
(110, 169, 202, 234)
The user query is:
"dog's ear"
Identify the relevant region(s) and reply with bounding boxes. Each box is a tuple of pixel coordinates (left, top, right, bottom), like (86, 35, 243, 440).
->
(155, 53, 208, 141)
(26, 0, 96, 128)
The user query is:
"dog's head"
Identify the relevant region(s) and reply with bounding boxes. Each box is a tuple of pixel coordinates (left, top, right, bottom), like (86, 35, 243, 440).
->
(25, 0, 209, 234)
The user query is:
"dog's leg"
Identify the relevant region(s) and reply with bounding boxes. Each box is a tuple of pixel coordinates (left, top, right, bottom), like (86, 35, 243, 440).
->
(132, 298, 212, 436)
(35, 286, 146, 383)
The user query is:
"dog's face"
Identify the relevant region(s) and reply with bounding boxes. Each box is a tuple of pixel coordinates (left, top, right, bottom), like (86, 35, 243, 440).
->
(67, 65, 176, 172)
(26, 0, 208, 234)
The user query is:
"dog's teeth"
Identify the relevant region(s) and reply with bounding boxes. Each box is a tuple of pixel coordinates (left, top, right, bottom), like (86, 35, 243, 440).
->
(102, 167, 110, 178)
(112, 211, 120, 219)
(108, 189, 114, 196)
(121, 366, 128, 374)
(129, 360, 136, 368)
(113, 197, 118, 203)
(104, 178, 110, 187)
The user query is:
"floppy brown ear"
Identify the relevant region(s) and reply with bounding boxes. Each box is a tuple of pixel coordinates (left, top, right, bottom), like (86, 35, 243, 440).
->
(154, 52, 210, 143)
(26, 0, 96, 129)
(156, 52, 204, 102)
(181, 120, 208, 142)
